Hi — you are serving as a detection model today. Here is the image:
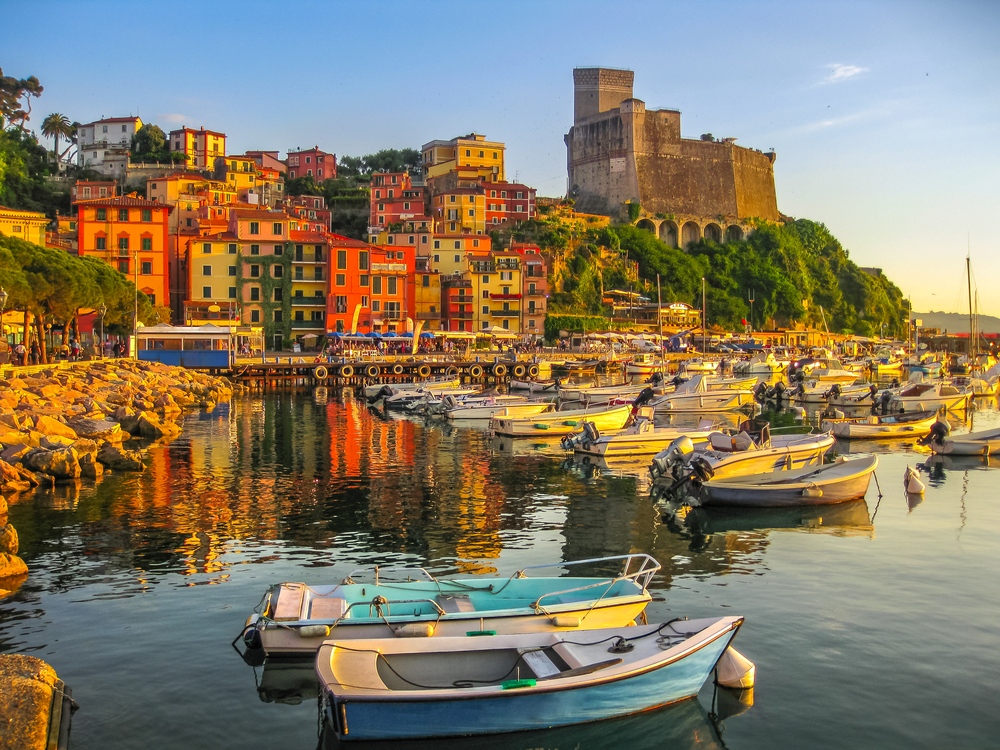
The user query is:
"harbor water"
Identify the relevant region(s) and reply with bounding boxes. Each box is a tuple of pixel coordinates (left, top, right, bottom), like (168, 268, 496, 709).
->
(2, 386, 999, 749)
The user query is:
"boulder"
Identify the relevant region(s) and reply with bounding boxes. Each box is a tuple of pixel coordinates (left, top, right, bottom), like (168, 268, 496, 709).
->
(33, 415, 78, 442)
(0, 524, 17, 555)
(40, 435, 75, 451)
(0, 444, 31, 464)
(96, 443, 144, 472)
(137, 414, 181, 441)
(70, 439, 99, 462)
(118, 411, 144, 435)
(0, 414, 23, 430)
(79, 454, 104, 479)
(0, 430, 27, 446)
(68, 418, 123, 442)
(0, 654, 59, 749)
(0, 553, 28, 580)
(22, 448, 81, 480)
(0, 494, 5, 514)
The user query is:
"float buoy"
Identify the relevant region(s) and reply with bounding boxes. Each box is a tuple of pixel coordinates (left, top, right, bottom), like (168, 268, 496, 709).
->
(392, 364, 404, 376)
(493, 363, 508, 378)
(366, 365, 380, 378)
(470, 364, 484, 378)
(313, 365, 328, 380)
(528, 364, 540, 378)
(446, 366, 459, 378)
(512, 363, 527, 378)
(716, 647, 756, 689)
(418, 364, 431, 378)
(339, 364, 354, 378)
(904, 465, 926, 494)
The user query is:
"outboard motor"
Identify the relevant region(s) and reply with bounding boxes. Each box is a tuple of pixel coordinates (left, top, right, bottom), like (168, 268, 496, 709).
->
(671, 375, 687, 388)
(770, 381, 787, 401)
(877, 389, 893, 414)
(650, 436, 695, 478)
(632, 387, 656, 411)
(828, 383, 843, 401)
(688, 456, 716, 486)
(753, 382, 769, 404)
(918, 419, 950, 447)
(366, 385, 393, 405)
(648, 371, 664, 387)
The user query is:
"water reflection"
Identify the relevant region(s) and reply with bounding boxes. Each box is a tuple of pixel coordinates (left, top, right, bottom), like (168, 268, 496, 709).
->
(668, 499, 874, 539)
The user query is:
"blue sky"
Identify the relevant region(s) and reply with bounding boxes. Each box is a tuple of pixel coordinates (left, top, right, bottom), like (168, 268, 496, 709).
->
(5, 0, 999, 315)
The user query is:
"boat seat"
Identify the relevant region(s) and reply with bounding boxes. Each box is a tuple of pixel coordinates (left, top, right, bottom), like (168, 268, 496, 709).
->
(436, 594, 476, 613)
(309, 596, 347, 621)
(710, 432, 736, 452)
(551, 642, 589, 670)
(732, 432, 755, 451)
(273, 583, 307, 621)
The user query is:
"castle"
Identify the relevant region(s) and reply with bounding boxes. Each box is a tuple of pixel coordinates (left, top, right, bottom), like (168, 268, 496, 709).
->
(564, 68, 780, 247)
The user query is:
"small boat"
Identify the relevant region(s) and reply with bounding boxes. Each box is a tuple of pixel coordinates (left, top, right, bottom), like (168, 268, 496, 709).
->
(447, 400, 553, 421)
(945, 376, 1000, 398)
(650, 430, 835, 481)
(315, 616, 745, 741)
(793, 381, 875, 404)
(789, 357, 858, 384)
(625, 353, 664, 376)
(822, 409, 940, 440)
(738, 351, 785, 375)
(491, 403, 633, 438)
(649, 374, 755, 413)
(509, 378, 561, 393)
(698, 454, 879, 507)
(363, 377, 460, 399)
(706, 375, 760, 391)
(569, 418, 719, 457)
(679, 358, 718, 374)
(578, 383, 657, 406)
(889, 381, 971, 412)
(927, 424, 1000, 456)
(241, 554, 660, 657)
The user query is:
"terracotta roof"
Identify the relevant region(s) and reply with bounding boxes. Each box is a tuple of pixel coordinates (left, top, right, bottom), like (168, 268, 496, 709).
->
(82, 116, 141, 126)
(74, 195, 173, 210)
(289, 230, 328, 242)
(328, 234, 374, 248)
(231, 209, 287, 220)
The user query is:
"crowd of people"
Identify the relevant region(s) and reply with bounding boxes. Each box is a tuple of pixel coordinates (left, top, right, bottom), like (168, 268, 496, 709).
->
(3, 337, 130, 366)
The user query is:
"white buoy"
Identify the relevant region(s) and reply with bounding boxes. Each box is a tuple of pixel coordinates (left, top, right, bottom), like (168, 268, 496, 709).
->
(716, 646, 756, 689)
(904, 465, 925, 494)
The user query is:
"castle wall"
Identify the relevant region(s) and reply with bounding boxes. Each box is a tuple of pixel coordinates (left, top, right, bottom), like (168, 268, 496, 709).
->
(732, 147, 779, 220)
(565, 109, 641, 215)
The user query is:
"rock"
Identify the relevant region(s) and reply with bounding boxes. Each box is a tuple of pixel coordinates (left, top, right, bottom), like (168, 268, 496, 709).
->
(70, 439, 99, 462)
(0, 653, 59, 749)
(23, 448, 81, 480)
(0, 524, 18, 554)
(0, 444, 31, 464)
(0, 429, 27, 446)
(96, 443, 144, 472)
(138, 414, 181, 441)
(79, 454, 104, 479)
(0, 495, 5, 514)
(0, 414, 23, 430)
(0, 460, 24, 490)
(68, 418, 123, 442)
(40, 435, 75, 451)
(32, 415, 78, 441)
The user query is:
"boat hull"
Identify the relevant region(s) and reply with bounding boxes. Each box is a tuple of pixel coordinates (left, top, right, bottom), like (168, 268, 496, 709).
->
(492, 405, 632, 438)
(653, 391, 754, 413)
(702, 457, 878, 507)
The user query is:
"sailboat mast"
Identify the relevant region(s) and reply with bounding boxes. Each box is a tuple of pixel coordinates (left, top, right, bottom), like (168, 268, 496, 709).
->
(967, 255, 976, 372)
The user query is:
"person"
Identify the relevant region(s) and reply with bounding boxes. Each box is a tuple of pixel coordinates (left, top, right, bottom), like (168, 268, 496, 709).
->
(113, 340, 122, 358)
(30, 340, 41, 365)
(103, 339, 113, 359)
(71, 339, 81, 361)
(14, 341, 27, 366)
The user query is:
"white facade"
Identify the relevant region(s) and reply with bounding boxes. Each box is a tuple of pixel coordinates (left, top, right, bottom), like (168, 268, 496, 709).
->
(77, 117, 143, 174)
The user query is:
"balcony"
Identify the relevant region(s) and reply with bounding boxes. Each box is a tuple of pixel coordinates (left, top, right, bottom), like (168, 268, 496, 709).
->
(294, 254, 326, 264)
(381, 311, 403, 320)
(416, 311, 439, 320)
(449, 311, 474, 319)
(451, 294, 474, 303)
(491, 309, 520, 318)
(490, 293, 522, 300)
(292, 275, 326, 283)
(292, 296, 326, 306)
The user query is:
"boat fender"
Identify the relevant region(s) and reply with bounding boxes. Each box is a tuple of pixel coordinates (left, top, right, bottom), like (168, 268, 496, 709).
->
(534, 423, 550, 430)
(314, 365, 328, 380)
(393, 623, 435, 638)
(501, 679, 536, 690)
(340, 364, 354, 378)
(528, 364, 540, 378)
(551, 616, 581, 628)
(366, 365, 380, 378)
(298, 624, 331, 639)
(493, 363, 507, 378)
(415, 364, 430, 378)
(513, 363, 527, 378)
(470, 364, 484, 379)
(716, 647, 756, 689)
(563, 420, 579, 427)
(242, 626, 263, 650)
(904, 466, 926, 494)
(446, 366, 459, 377)
(392, 364, 404, 376)
(801, 485, 823, 498)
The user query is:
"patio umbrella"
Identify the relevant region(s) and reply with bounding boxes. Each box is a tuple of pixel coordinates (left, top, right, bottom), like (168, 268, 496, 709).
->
(366, 332, 382, 338)
(419, 332, 435, 338)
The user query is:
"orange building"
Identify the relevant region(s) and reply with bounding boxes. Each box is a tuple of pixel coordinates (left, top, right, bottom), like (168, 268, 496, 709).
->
(169, 126, 227, 170)
(75, 194, 172, 311)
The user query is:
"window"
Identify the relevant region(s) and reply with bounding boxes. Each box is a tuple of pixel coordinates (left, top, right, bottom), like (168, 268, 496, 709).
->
(501, 191, 507, 198)
(250, 245, 260, 255)
(249, 222, 259, 235)
(228, 243, 237, 254)
(422, 275, 430, 287)
(468, 209, 474, 217)
(465, 149, 471, 156)
(500, 271, 513, 281)
(372, 300, 380, 312)
(449, 195, 456, 203)
(337, 250, 347, 269)
(272, 223, 283, 235)
(358, 250, 369, 270)
(492, 152, 497, 159)
(272, 265, 282, 278)
(387, 277, 397, 295)
(433, 254, 440, 262)
(433, 240, 441, 249)
(118, 260, 128, 274)
(408, 236, 415, 244)
(516, 204, 525, 212)
(141, 209, 152, 222)
(203, 286, 212, 298)
(421, 235, 428, 244)
(250, 287, 260, 301)
(95, 237, 106, 250)
(375, 190, 381, 199)
(118, 237, 129, 250)
(228, 287, 237, 299)
(482, 290, 489, 299)
(454, 255, 460, 263)
(142, 261, 152, 275)
(315, 268, 324, 281)
(360, 274, 369, 287)
(529, 283, 536, 294)
(373, 277, 382, 294)
(250, 309, 260, 323)
(454, 241, 461, 249)
(502, 286, 510, 295)
(229, 266, 236, 276)
(473, 239, 479, 247)
(482, 306, 489, 314)
(361, 296, 369, 308)
(203, 265, 212, 276)
(388, 190, 393, 198)
(403, 202, 410, 210)
(117, 208, 129, 222)
(479, 150, 484, 158)
(250, 265, 260, 278)
(96, 208, 107, 221)
(336, 273, 345, 286)
(482, 275, 489, 284)
(274, 310, 283, 322)
(274, 288, 283, 302)
(274, 244, 283, 255)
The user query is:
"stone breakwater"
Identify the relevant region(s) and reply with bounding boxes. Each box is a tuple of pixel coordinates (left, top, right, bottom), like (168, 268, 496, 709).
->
(0, 360, 241, 580)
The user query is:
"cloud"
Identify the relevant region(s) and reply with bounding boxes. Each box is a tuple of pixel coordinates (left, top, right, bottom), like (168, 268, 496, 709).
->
(158, 113, 188, 123)
(822, 63, 869, 84)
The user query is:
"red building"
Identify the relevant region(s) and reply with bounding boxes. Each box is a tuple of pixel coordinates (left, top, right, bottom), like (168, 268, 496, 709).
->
(325, 236, 413, 335)
(287, 194, 333, 232)
(286, 147, 337, 181)
(369, 172, 430, 229)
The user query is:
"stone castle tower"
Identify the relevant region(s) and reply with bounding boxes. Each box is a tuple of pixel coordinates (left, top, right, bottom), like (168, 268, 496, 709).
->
(565, 67, 779, 247)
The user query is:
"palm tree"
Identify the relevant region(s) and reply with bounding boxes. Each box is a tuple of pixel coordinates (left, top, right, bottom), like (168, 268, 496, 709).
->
(41, 113, 72, 172)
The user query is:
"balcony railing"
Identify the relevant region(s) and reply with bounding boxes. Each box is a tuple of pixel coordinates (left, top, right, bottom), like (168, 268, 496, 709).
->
(449, 311, 474, 319)
(491, 309, 520, 318)
(294, 254, 326, 264)
(490, 293, 522, 300)
(415, 311, 439, 320)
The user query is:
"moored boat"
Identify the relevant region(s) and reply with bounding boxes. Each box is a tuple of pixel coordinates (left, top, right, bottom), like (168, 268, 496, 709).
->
(822, 409, 940, 439)
(698, 454, 879, 507)
(650, 374, 755, 413)
(571, 418, 719, 457)
(241, 554, 661, 657)
(927, 424, 1000, 456)
(315, 616, 745, 741)
(889, 381, 971, 412)
(491, 402, 633, 438)
(447, 400, 553, 421)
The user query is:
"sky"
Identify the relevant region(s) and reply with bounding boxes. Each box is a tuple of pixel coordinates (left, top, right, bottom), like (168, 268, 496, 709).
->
(5, 0, 999, 315)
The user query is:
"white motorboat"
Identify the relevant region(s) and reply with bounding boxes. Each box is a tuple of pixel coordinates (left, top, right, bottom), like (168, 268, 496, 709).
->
(509, 378, 561, 393)
(739, 351, 785, 375)
(491, 403, 633, 438)
(926, 422, 1000, 456)
(793, 381, 876, 404)
(889, 381, 971, 412)
(821, 409, 939, 439)
(447, 400, 553, 421)
(569, 418, 719, 457)
(699, 454, 879, 507)
(649, 374, 755, 413)
(363, 377, 460, 399)
(790, 357, 858, 384)
(625, 353, 664, 376)
(679, 358, 718, 374)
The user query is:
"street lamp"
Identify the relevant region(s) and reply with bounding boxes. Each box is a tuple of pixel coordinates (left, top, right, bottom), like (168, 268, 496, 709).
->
(0, 287, 8, 350)
(98, 303, 107, 358)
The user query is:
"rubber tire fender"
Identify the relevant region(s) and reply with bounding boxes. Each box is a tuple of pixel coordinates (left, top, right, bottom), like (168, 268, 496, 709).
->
(512, 363, 527, 378)
(366, 365, 380, 378)
(418, 364, 432, 378)
(470, 364, 484, 379)
(339, 364, 354, 378)
(314, 365, 328, 380)
(493, 363, 508, 378)
(392, 364, 404, 376)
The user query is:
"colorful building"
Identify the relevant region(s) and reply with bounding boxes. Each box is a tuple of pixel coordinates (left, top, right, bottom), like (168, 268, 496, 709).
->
(287, 229, 330, 343)
(169, 127, 227, 170)
(469, 251, 523, 334)
(76, 116, 142, 174)
(413, 255, 442, 331)
(0, 206, 49, 246)
(71, 180, 117, 202)
(369, 172, 430, 229)
(285, 147, 337, 181)
(514, 244, 548, 338)
(75, 194, 172, 311)
(421, 133, 505, 183)
(287, 194, 332, 232)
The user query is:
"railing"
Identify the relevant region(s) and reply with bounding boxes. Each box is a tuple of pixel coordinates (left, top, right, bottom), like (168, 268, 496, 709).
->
(449, 311, 474, 319)
(415, 312, 439, 320)
(490, 293, 522, 300)
(491, 310, 520, 318)
(293, 254, 326, 264)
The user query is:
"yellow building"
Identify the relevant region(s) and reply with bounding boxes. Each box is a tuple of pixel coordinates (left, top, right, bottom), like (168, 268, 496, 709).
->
(428, 234, 491, 277)
(469, 251, 522, 334)
(413, 256, 442, 331)
(184, 232, 242, 325)
(421, 133, 505, 182)
(147, 173, 236, 233)
(433, 188, 486, 235)
(0, 206, 49, 246)
(169, 126, 227, 170)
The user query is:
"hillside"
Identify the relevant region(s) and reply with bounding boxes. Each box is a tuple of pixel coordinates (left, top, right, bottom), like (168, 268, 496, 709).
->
(914, 311, 1000, 334)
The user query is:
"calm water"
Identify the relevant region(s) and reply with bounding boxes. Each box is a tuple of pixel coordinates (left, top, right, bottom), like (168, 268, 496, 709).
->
(2, 385, 999, 749)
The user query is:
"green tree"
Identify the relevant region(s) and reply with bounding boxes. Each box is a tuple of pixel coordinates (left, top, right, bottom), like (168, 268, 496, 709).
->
(41, 113, 72, 172)
(0, 67, 43, 130)
(131, 124, 167, 157)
